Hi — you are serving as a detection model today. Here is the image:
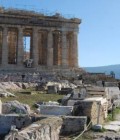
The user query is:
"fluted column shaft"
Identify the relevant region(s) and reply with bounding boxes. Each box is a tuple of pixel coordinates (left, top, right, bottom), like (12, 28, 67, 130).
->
(73, 31, 78, 67)
(47, 30, 53, 67)
(17, 27, 24, 66)
(62, 31, 68, 67)
(32, 28, 39, 67)
(2, 27, 8, 66)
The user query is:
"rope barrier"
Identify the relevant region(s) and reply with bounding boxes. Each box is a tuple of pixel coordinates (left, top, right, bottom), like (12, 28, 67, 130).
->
(73, 105, 108, 140)
(73, 120, 92, 140)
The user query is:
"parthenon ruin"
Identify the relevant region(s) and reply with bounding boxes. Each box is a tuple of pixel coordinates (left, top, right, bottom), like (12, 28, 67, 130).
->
(0, 7, 81, 71)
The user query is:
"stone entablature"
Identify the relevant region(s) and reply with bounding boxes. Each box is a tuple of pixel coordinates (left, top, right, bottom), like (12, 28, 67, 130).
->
(0, 8, 81, 70)
(0, 8, 81, 28)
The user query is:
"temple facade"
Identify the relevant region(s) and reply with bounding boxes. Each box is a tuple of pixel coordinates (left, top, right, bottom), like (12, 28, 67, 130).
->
(0, 8, 81, 71)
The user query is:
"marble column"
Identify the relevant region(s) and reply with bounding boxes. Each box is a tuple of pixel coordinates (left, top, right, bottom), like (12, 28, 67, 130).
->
(32, 28, 39, 67)
(47, 30, 53, 67)
(62, 31, 68, 67)
(17, 27, 24, 66)
(73, 31, 78, 67)
(2, 27, 8, 66)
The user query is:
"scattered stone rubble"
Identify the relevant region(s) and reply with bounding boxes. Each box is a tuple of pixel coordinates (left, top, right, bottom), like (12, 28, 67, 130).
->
(0, 114, 32, 135)
(94, 131, 120, 140)
(0, 97, 88, 140)
(5, 117, 63, 140)
(0, 72, 119, 139)
(5, 116, 87, 140)
(0, 82, 37, 97)
(0, 90, 15, 98)
(0, 73, 57, 83)
(2, 100, 31, 114)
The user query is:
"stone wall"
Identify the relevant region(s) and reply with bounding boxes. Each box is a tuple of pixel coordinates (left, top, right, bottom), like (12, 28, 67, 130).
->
(38, 105, 73, 116)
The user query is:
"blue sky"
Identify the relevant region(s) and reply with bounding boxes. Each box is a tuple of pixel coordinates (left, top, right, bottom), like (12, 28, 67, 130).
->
(1, 0, 120, 67)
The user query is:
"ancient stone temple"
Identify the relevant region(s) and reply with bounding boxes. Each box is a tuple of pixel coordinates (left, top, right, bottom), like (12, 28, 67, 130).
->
(0, 7, 81, 71)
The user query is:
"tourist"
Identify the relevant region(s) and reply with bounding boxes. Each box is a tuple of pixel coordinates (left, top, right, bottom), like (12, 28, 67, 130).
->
(118, 81, 120, 90)
(21, 74, 25, 82)
(102, 80, 105, 87)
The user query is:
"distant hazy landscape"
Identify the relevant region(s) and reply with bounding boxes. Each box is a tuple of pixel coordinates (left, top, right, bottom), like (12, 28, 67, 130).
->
(83, 64, 120, 79)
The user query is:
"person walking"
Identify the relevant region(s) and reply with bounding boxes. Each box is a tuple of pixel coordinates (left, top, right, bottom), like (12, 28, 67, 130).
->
(118, 81, 120, 90)
(102, 80, 105, 87)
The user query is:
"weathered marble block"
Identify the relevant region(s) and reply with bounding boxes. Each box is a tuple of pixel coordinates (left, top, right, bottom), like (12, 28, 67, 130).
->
(38, 105, 73, 116)
(0, 114, 31, 135)
(61, 116, 87, 135)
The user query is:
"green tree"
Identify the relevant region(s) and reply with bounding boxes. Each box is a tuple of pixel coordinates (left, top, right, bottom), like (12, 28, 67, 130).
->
(110, 71, 115, 78)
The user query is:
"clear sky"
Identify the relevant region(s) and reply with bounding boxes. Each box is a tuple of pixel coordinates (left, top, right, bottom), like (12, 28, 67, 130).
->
(1, 0, 120, 67)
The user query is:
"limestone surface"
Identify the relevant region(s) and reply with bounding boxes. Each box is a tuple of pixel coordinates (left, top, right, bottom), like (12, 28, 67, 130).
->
(2, 100, 31, 114)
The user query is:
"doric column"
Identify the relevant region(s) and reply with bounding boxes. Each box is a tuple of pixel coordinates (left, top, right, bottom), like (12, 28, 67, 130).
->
(32, 27, 39, 67)
(47, 30, 53, 67)
(2, 27, 8, 66)
(62, 31, 68, 67)
(73, 31, 78, 67)
(17, 27, 24, 66)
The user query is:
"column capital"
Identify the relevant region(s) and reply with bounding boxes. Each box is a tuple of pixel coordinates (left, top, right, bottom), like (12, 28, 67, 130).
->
(18, 27, 24, 35)
(62, 30, 67, 33)
(2, 25, 8, 28)
(73, 30, 78, 35)
(3, 26, 8, 32)
(18, 26, 24, 30)
(47, 29, 53, 35)
(72, 27, 79, 33)
(33, 27, 39, 32)
(47, 29, 54, 33)
(61, 27, 67, 31)
(47, 27, 54, 31)
(62, 31, 67, 38)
